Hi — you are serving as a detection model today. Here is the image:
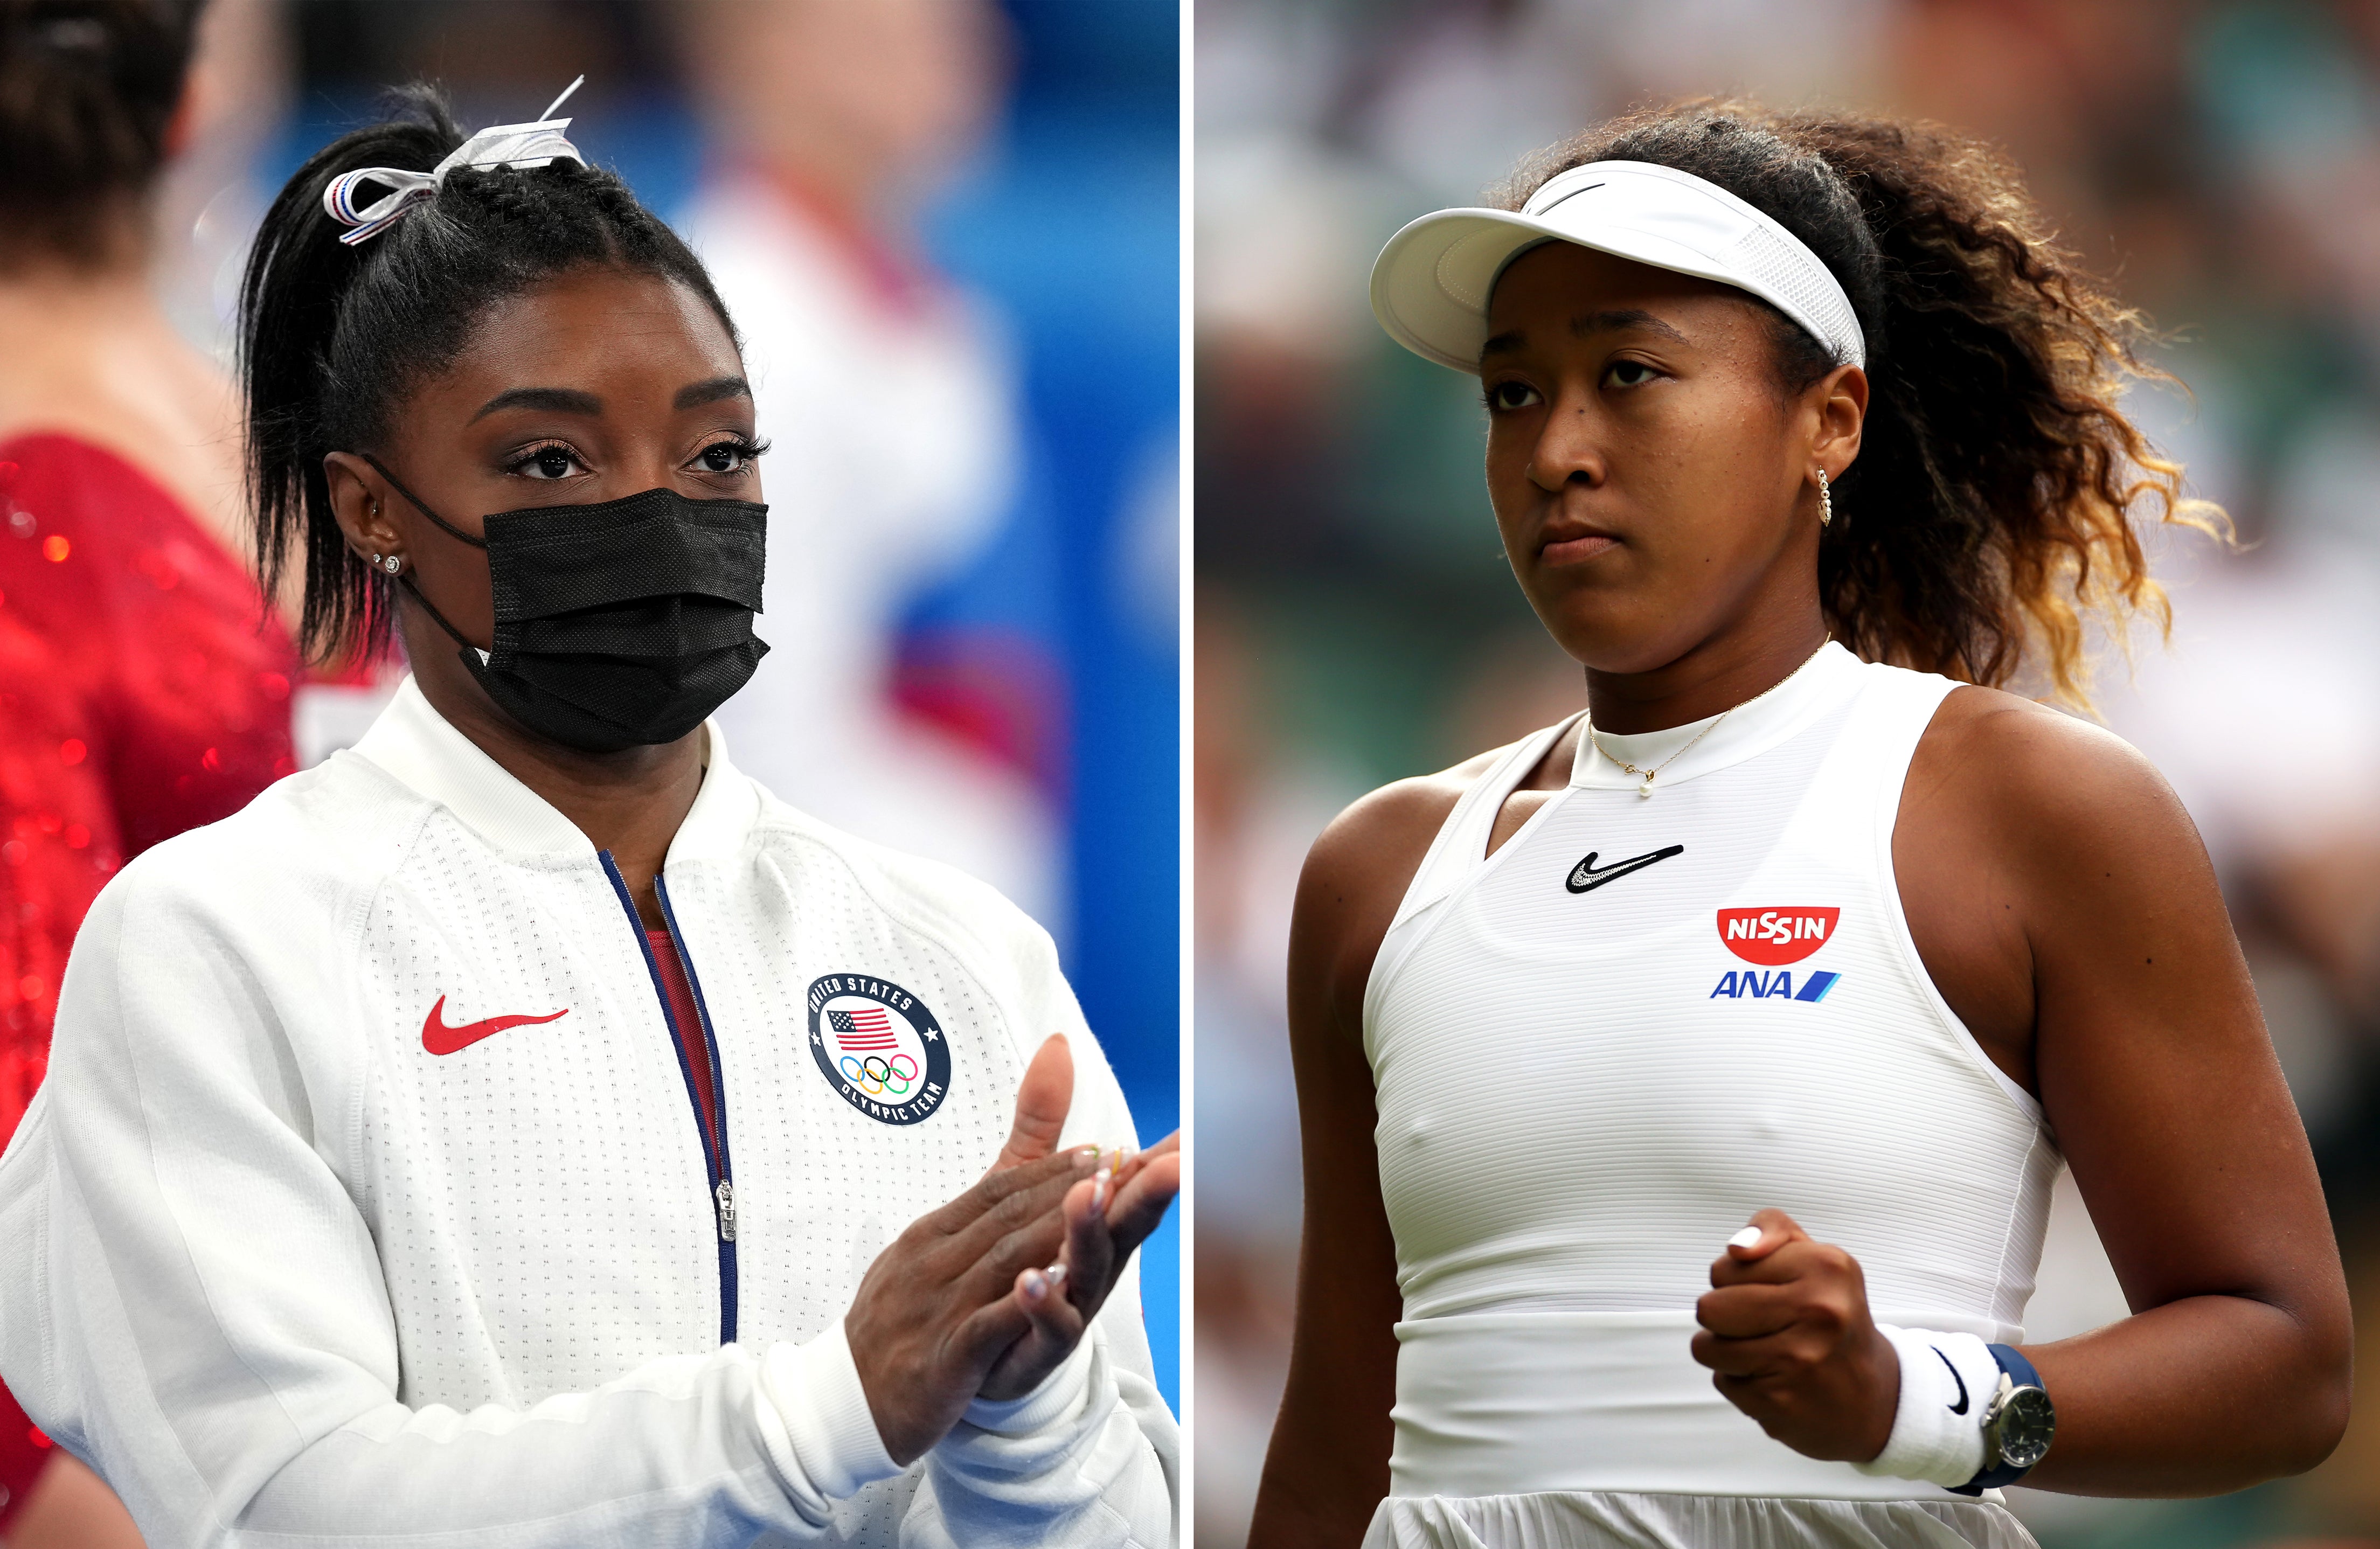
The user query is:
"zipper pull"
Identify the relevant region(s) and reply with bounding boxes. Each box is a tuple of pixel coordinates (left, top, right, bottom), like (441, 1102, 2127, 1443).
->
(714, 1178, 738, 1242)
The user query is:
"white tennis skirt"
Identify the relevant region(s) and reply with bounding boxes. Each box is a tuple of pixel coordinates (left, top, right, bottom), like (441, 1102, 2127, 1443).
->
(1364, 1491, 2041, 1548)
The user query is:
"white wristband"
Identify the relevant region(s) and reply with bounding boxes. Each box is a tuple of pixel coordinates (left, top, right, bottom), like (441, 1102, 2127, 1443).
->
(1852, 1325, 2000, 1489)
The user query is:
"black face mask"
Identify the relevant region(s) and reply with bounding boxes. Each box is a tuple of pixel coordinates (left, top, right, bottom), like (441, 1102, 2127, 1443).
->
(364, 455, 769, 754)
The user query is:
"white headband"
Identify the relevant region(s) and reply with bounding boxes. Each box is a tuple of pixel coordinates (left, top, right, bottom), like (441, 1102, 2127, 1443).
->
(322, 77, 589, 248)
(1370, 159, 1866, 372)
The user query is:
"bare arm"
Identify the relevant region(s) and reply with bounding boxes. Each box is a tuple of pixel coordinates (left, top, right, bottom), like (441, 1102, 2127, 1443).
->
(1911, 692, 2351, 1492)
(1694, 690, 2352, 1492)
(1247, 769, 1496, 1548)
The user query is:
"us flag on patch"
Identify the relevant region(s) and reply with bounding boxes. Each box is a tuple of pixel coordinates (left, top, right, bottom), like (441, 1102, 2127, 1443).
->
(831, 1008, 899, 1051)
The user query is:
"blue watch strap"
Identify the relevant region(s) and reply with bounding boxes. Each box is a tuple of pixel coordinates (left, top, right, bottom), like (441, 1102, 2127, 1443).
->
(1948, 1344, 2046, 1496)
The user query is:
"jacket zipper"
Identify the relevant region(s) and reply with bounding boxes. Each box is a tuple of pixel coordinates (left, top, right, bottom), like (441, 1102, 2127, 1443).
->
(600, 852, 739, 1345)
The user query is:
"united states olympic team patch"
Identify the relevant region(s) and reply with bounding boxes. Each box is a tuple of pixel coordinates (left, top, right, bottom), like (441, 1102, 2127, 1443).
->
(806, 974, 951, 1125)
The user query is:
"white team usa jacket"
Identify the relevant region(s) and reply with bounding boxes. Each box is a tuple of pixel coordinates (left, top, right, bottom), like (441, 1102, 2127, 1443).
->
(0, 679, 1177, 1547)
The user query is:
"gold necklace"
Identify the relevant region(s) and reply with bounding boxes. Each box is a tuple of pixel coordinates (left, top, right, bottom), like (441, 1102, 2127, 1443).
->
(1585, 637, 1834, 799)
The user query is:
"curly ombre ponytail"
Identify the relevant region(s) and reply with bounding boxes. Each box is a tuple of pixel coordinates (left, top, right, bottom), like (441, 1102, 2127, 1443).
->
(1498, 100, 2224, 707)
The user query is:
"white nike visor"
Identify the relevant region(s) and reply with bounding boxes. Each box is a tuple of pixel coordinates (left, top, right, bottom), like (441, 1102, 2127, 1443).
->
(1369, 159, 1866, 374)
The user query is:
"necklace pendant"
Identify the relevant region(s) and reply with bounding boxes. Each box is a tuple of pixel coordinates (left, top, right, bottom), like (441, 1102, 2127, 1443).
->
(1637, 778, 1655, 799)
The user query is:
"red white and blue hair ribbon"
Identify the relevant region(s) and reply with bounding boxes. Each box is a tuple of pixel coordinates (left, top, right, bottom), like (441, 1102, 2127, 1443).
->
(321, 77, 588, 248)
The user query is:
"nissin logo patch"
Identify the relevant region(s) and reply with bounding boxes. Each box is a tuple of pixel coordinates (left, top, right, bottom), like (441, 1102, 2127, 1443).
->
(1717, 907, 1840, 965)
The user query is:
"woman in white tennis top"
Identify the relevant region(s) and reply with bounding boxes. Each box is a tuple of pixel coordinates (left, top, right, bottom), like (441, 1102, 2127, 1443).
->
(1251, 102, 2349, 1549)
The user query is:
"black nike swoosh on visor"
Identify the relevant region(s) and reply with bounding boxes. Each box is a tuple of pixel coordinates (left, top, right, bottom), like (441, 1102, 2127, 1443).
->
(1565, 844, 1685, 894)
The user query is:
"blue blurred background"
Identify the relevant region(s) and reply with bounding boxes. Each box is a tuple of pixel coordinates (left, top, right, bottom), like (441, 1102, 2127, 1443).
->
(197, 0, 1179, 1405)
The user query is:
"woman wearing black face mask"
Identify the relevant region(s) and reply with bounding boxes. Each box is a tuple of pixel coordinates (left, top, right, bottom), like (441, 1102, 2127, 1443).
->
(0, 87, 1179, 1548)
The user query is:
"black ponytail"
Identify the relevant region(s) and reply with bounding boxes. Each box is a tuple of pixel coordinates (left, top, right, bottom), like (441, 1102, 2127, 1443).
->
(238, 85, 737, 665)
(1500, 100, 2224, 708)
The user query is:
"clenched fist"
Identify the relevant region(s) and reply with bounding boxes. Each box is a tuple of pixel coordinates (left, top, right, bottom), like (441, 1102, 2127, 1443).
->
(1690, 1208, 1900, 1463)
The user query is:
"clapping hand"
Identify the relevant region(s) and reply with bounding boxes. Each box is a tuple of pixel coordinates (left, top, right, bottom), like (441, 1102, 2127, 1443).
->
(843, 1036, 1180, 1463)
(973, 1035, 1180, 1401)
(979, 1117, 1180, 1402)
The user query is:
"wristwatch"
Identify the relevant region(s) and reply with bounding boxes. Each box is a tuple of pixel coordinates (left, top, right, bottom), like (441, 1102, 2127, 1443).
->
(1949, 1344, 2056, 1495)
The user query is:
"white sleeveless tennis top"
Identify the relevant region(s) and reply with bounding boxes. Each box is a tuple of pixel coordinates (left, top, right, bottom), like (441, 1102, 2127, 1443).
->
(1361, 645, 2056, 1549)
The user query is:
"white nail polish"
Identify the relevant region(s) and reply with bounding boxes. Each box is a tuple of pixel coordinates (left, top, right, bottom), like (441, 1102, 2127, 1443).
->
(1022, 1269, 1046, 1300)
(1046, 1262, 1067, 1286)
(1727, 1226, 1764, 1251)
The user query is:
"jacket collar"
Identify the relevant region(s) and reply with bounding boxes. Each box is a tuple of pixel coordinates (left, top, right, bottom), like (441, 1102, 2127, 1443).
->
(350, 676, 759, 867)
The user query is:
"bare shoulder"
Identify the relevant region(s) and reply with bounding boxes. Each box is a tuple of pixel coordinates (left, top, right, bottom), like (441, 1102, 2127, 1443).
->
(1912, 683, 2204, 873)
(1290, 742, 1519, 1035)
(1301, 745, 1510, 904)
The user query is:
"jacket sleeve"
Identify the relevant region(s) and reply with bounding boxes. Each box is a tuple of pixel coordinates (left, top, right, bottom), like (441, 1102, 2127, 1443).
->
(0, 864, 906, 1548)
(900, 919, 1180, 1548)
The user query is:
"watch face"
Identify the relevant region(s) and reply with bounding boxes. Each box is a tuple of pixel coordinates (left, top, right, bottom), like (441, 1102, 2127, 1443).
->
(1994, 1386, 2056, 1470)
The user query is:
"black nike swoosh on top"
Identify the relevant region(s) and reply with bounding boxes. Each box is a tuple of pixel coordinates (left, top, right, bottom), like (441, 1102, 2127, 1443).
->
(1935, 1347, 1970, 1415)
(1565, 844, 1685, 894)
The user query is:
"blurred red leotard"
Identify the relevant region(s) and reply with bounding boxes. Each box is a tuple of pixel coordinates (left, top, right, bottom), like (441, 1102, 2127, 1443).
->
(0, 432, 302, 1522)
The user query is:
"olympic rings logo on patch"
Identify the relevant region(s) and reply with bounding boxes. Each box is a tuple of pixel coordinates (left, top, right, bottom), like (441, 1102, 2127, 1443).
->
(804, 974, 952, 1126)
(838, 1051, 919, 1096)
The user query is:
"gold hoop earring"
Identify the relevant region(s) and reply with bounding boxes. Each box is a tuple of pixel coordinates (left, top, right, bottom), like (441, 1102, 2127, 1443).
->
(1816, 468, 1833, 528)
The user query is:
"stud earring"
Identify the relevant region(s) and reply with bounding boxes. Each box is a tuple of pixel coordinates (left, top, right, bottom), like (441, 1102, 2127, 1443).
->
(1816, 467, 1833, 528)
(380, 554, 403, 575)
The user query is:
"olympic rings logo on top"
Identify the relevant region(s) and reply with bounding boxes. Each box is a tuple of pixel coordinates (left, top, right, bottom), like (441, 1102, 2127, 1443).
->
(838, 1051, 919, 1097)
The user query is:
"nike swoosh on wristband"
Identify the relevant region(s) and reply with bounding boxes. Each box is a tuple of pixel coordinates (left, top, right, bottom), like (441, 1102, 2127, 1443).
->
(421, 995, 570, 1056)
(1566, 844, 1685, 894)
(1935, 1346, 1970, 1415)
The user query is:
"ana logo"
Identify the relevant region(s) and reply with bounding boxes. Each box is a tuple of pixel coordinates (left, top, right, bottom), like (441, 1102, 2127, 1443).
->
(805, 974, 952, 1126)
(1711, 968, 1841, 1003)
(1717, 906, 1840, 965)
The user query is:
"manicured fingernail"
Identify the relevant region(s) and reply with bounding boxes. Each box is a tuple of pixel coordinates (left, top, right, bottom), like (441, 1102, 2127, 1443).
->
(1074, 1147, 1099, 1170)
(1091, 1173, 1109, 1211)
(1045, 1261, 1067, 1286)
(1727, 1226, 1764, 1251)
(1022, 1269, 1047, 1300)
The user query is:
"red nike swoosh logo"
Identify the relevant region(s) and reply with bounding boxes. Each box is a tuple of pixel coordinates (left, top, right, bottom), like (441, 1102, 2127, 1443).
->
(421, 995, 570, 1056)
